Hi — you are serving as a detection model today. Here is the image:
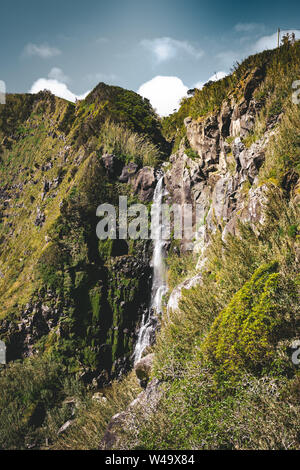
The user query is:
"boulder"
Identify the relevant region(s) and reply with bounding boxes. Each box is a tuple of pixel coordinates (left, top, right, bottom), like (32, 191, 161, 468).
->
(133, 167, 156, 202)
(101, 153, 123, 178)
(119, 162, 139, 183)
(134, 353, 154, 383)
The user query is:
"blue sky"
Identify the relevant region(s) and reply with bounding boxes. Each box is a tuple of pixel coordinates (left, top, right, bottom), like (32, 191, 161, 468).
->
(1, 0, 300, 114)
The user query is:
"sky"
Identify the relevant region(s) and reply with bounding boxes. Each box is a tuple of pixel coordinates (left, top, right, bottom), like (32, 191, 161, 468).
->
(1, 0, 300, 115)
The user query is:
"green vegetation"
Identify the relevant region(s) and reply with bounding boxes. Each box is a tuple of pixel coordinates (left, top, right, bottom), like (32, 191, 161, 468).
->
(166, 249, 196, 291)
(74, 82, 167, 153)
(53, 371, 141, 450)
(162, 40, 300, 152)
(0, 355, 84, 449)
(259, 102, 300, 185)
(0, 83, 157, 412)
(101, 119, 161, 167)
(0, 40, 300, 451)
(0, 355, 141, 450)
(120, 189, 299, 450)
(154, 188, 299, 381)
(123, 368, 300, 450)
(202, 262, 298, 381)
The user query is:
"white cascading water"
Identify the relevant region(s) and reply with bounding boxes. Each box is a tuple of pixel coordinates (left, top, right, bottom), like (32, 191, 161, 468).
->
(133, 175, 167, 363)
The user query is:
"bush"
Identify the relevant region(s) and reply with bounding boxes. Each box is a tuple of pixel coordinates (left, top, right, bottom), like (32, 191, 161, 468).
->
(101, 119, 161, 167)
(202, 262, 299, 381)
(0, 355, 84, 450)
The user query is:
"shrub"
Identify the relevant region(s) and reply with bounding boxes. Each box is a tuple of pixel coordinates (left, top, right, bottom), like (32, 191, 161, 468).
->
(101, 119, 161, 167)
(0, 355, 83, 450)
(202, 262, 299, 380)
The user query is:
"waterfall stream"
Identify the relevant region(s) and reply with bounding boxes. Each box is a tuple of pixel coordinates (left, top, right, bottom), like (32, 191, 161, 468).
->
(133, 175, 167, 364)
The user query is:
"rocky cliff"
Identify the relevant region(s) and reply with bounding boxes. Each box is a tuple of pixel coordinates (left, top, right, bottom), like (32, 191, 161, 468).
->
(0, 86, 165, 388)
(0, 41, 299, 450)
(96, 42, 300, 451)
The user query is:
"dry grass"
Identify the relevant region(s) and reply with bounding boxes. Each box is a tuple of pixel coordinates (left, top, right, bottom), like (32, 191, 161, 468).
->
(52, 371, 141, 450)
(101, 119, 160, 167)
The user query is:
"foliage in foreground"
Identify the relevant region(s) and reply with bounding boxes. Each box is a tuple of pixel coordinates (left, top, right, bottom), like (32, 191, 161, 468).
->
(0, 355, 82, 449)
(52, 372, 141, 450)
(123, 369, 300, 450)
(119, 187, 299, 450)
(0, 354, 141, 450)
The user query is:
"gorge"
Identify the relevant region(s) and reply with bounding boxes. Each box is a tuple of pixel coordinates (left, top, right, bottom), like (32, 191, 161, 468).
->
(0, 40, 299, 450)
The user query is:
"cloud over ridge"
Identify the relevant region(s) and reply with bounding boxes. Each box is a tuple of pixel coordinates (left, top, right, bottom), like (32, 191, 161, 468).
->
(138, 76, 188, 116)
(29, 68, 90, 102)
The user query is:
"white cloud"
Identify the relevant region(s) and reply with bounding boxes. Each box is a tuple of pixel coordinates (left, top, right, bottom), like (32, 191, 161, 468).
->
(252, 29, 300, 53)
(234, 23, 265, 33)
(48, 67, 69, 83)
(29, 78, 90, 102)
(194, 71, 227, 89)
(137, 76, 188, 116)
(140, 37, 203, 63)
(23, 43, 61, 59)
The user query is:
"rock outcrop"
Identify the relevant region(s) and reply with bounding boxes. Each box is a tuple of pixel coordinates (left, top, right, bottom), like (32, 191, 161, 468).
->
(165, 67, 280, 306)
(100, 378, 162, 450)
(134, 353, 154, 386)
(132, 166, 156, 202)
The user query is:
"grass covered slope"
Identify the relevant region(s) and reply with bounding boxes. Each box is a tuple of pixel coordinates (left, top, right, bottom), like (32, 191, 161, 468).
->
(0, 39, 300, 450)
(0, 85, 162, 322)
(125, 200, 299, 450)
(0, 83, 166, 448)
(120, 40, 300, 451)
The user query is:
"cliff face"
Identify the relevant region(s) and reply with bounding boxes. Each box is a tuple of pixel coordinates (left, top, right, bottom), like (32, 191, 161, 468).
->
(166, 68, 270, 242)
(0, 42, 300, 450)
(0, 87, 164, 386)
(97, 44, 300, 451)
(164, 64, 298, 308)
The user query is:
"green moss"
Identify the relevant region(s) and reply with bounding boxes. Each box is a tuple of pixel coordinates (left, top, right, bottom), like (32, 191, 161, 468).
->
(35, 243, 65, 292)
(184, 148, 199, 160)
(89, 286, 102, 322)
(202, 262, 297, 380)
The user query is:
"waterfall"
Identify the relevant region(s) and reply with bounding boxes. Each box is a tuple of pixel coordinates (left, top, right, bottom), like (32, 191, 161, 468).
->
(133, 175, 167, 364)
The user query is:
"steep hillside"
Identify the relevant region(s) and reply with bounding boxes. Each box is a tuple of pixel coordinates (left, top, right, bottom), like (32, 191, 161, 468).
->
(0, 85, 170, 448)
(62, 40, 299, 451)
(0, 40, 299, 451)
(111, 40, 300, 451)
